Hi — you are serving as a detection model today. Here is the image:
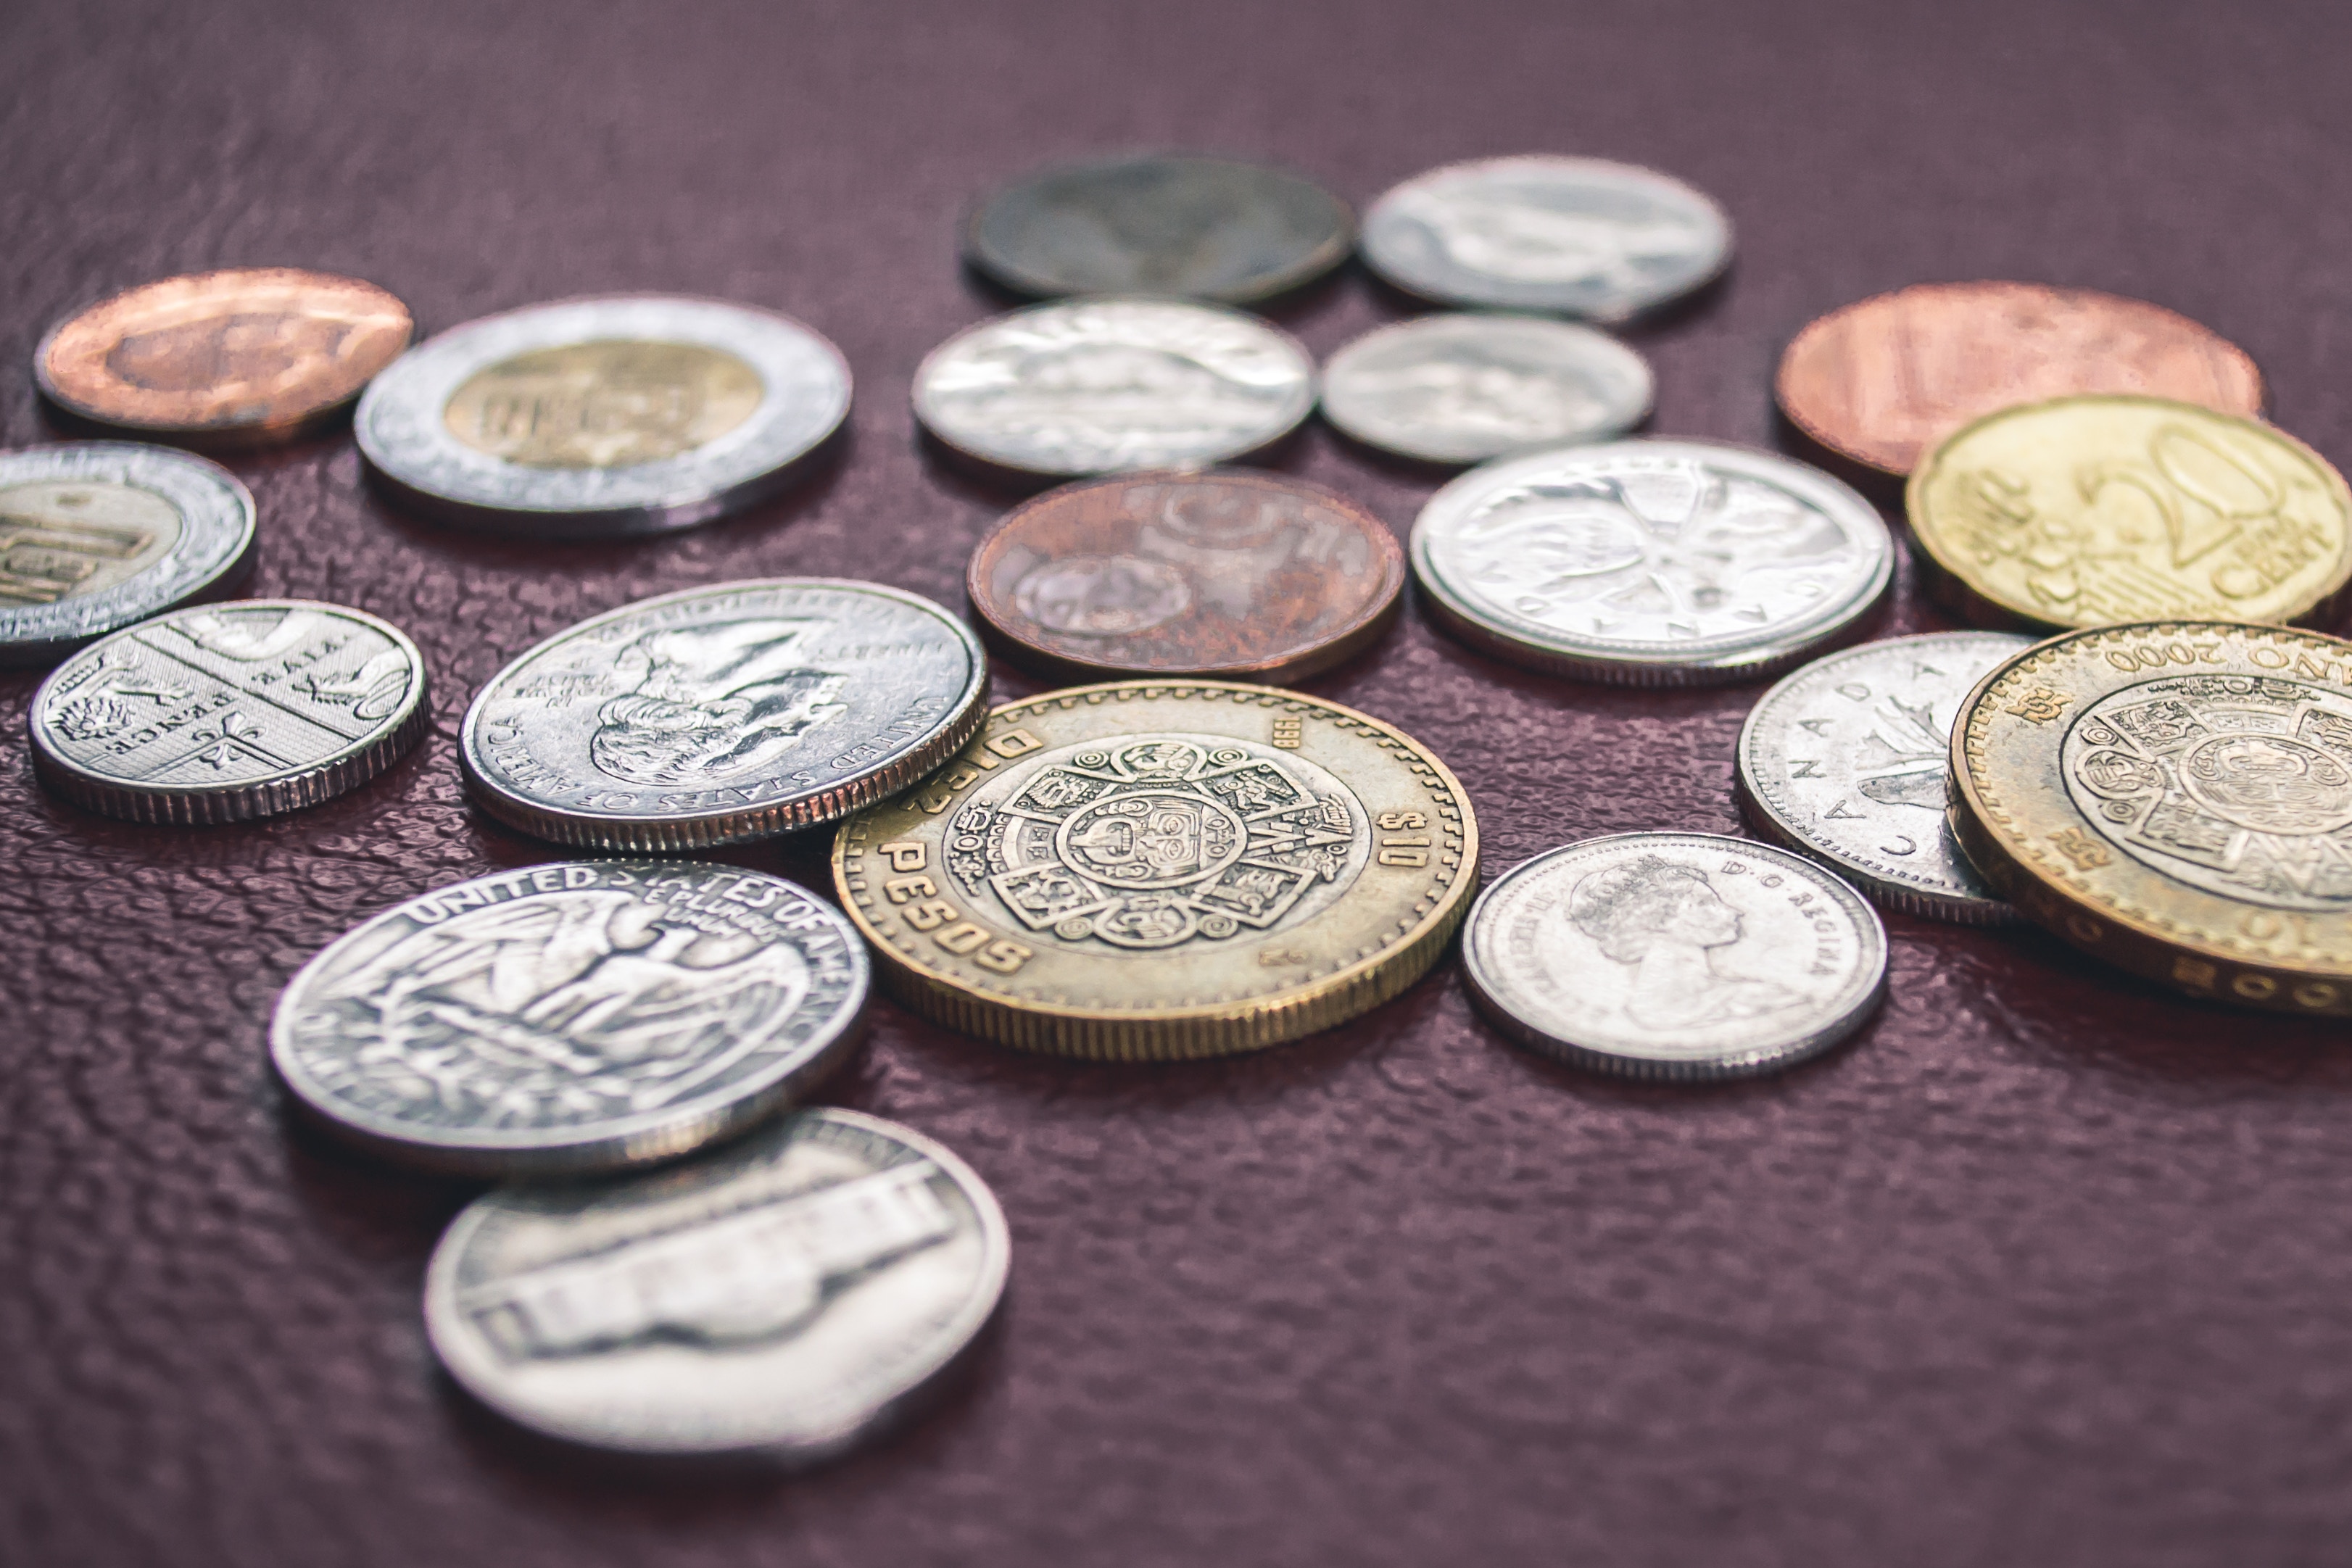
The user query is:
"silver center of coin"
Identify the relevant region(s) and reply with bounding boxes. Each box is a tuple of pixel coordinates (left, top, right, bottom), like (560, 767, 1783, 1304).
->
(1317, 313, 1655, 464)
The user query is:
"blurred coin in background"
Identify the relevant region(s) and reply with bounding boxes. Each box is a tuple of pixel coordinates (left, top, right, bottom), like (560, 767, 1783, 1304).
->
(1319, 312, 1653, 463)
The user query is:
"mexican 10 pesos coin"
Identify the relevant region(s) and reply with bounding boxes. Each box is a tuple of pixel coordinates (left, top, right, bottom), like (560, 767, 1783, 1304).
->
(832, 681, 1478, 1060)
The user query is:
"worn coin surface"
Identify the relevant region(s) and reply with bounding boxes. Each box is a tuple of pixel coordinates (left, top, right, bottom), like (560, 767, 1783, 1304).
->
(966, 470, 1404, 683)
(30, 598, 428, 824)
(273, 863, 869, 1175)
(0, 443, 257, 667)
(911, 297, 1314, 478)
(965, 154, 1353, 304)
(36, 267, 413, 449)
(356, 295, 851, 536)
(1737, 631, 2035, 922)
(1319, 312, 1654, 465)
(426, 1106, 1009, 1456)
(1360, 156, 1731, 322)
(1411, 439, 1894, 684)
(460, 580, 987, 852)
(1464, 832, 1887, 1079)
(1776, 281, 2266, 477)
(1908, 394, 2352, 631)
(833, 681, 1477, 1059)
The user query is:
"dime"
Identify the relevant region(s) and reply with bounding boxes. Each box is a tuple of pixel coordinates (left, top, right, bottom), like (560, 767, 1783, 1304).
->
(1318, 312, 1653, 465)
(460, 580, 987, 852)
(356, 295, 851, 536)
(36, 268, 413, 449)
(1776, 281, 2266, 477)
(1736, 631, 2035, 923)
(1908, 394, 2352, 630)
(832, 681, 1477, 1060)
(911, 297, 1314, 478)
(1359, 155, 1731, 322)
(965, 470, 1404, 684)
(1463, 832, 1887, 1079)
(425, 1106, 1009, 1456)
(965, 154, 1353, 304)
(30, 599, 428, 824)
(1410, 439, 1894, 685)
(0, 442, 257, 668)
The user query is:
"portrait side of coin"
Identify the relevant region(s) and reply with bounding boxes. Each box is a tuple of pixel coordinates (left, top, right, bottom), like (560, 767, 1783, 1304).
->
(425, 1107, 1009, 1456)
(1736, 631, 2035, 923)
(30, 599, 428, 824)
(832, 681, 1478, 1060)
(1462, 832, 1887, 1079)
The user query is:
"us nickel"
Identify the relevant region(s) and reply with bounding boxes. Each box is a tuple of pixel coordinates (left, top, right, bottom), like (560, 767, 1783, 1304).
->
(1318, 313, 1654, 465)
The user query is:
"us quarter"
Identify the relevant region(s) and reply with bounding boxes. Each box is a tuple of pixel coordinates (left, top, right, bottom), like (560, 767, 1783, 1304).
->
(460, 579, 988, 852)
(1463, 831, 1887, 1080)
(1318, 313, 1654, 465)
(425, 1106, 1009, 1456)
(1410, 439, 1894, 685)
(356, 295, 851, 536)
(273, 863, 869, 1175)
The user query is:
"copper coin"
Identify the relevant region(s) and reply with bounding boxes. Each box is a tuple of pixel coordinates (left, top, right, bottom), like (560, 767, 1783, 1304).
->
(966, 470, 1405, 684)
(1775, 281, 2265, 476)
(37, 268, 415, 449)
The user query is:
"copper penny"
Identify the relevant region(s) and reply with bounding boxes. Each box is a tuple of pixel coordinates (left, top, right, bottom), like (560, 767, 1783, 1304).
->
(37, 267, 414, 449)
(966, 470, 1405, 684)
(1776, 281, 2264, 476)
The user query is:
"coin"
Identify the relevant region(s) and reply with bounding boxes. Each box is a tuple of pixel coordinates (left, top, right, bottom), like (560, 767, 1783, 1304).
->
(1462, 832, 1887, 1079)
(966, 470, 1404, 684)
(1776, 281, 2266, 477)
(0, 442, 257, 668)
(832, 681, 1478, 1060)
(425, 1106, 1009, 1456)
(355, 295, 851, 536)
(1410, 439, 1895, 685)
(964, 154, 1353, 304)
(1907, 394, 2352, 631)
(1317, 312, 1654, 465)
(911, 297, 1314, 478)
(1359, 155, 1731, 322)
(36, 268, 413, 449)
(29, 599, 428, 824)
(460, 579, 987, 852)
(1736, 631, 2035, 922)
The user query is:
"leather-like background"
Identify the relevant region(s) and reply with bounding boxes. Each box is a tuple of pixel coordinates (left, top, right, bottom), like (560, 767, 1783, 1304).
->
(5, 3, 2349, 1564)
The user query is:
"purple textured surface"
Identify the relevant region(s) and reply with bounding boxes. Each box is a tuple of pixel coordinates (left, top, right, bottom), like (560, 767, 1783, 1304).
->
(4, 2, 2349, 1564)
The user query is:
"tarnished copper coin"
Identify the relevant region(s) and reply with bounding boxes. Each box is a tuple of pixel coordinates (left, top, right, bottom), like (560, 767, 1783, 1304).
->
(1776, 281, 2265, 476)
(37, 268, 413, 449)
(966, 470, 1405, 684)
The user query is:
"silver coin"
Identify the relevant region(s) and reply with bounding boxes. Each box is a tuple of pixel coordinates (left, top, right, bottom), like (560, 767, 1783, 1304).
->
(460, 579, 987, 852)
(1361, 155, 1732, 322)
(1409, 439, 1893, 686)
(30, 598, 428, 824)
(273, 863, 869, 1175)
(1736, 631, 2036, 924)
(425, 1106, 1009, 1456)
(0, 442, 257, 667)
(1463, 831, 1887, 1080)
(355, 295, 851, 536)
(1318, 313, 1654, 464)
(911, 297, 1314, 477)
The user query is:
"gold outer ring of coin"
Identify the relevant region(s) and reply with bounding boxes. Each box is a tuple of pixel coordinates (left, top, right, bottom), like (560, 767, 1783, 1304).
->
(1950, 620, 2352, 1016)
(831, 679, 1478, 1060)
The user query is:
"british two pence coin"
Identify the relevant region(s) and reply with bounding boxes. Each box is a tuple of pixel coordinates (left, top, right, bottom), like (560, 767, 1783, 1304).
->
(30, 599, 427, 824)
(426, 1106, 1008, 1456)
(832, 681, 1478, 1060)
(460, 580, 987, 852)
(966, 470, 1404, 684)
(1410, 439, 1895, 684)
(1464, 832, 1888, 1079)
(356, 295, 851, 536)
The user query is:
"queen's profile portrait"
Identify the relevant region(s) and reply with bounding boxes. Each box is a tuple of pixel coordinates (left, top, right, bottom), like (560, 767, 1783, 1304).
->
(1567, 855, 1805, 1031)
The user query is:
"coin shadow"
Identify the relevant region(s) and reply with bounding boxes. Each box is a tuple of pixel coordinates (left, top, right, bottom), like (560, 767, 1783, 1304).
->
(276, 1099, 486, 1259)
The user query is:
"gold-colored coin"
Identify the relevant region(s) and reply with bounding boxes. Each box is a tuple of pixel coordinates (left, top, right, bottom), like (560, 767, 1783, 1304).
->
(1908, 394, 2352, 631)
(831, 680, 1478, 1059)
(442, 340, 765, 468)
(1950, 621, 2352, 1015)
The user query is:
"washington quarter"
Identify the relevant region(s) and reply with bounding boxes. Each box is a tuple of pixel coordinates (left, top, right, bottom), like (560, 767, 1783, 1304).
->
(1318, 313, 1654, 465)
